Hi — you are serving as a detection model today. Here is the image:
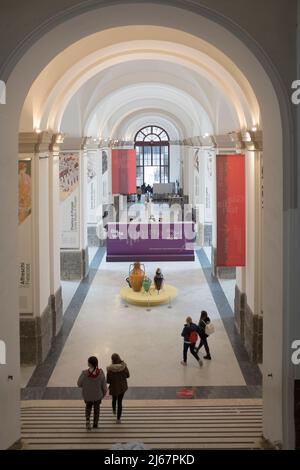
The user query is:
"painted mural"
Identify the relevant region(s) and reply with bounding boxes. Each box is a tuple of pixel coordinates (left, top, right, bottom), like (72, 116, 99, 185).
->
(59, 153, 80, 249)
(18, 160, 32, 225)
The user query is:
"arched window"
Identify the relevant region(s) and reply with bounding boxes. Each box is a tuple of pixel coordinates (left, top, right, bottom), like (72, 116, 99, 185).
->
(134, 126, 170, 186)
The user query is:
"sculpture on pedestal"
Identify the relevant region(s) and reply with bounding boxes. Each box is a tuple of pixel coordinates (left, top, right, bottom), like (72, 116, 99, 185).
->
(154, 268, 164, 294)
(127, 262, 145, 292)
(142, 276, 152, 294)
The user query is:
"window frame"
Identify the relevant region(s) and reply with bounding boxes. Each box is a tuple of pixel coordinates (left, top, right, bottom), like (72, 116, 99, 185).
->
(134, 125, 170, 185)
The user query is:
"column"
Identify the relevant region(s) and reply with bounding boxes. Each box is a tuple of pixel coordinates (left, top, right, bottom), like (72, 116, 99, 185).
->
(18, 132, 53, 364)
(59, 137, 89, 280)
(243, 145, 263, 363)
(0, 110, 20, 449)
(231, 132, 263, 364)
(49, 133, 64, 336)
(86, 140, 102, 247)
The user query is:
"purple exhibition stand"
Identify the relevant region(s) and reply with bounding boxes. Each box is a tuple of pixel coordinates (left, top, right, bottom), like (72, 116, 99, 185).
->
(106, 222, 195, 262)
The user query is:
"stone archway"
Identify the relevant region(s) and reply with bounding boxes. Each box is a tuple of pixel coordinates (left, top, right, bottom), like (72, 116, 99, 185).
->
(0, 1, 295, 449)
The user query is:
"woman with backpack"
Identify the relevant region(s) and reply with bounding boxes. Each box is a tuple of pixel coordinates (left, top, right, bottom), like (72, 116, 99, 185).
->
(106, 354, 130, 423)
(77, 356, 107, 430)
(181, 316, 203, 367)
(195, 310, 212, 360)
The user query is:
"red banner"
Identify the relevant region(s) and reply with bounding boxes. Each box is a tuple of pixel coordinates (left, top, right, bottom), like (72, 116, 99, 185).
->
(216, 154, 245, 267)
(112, 149, 136, 194)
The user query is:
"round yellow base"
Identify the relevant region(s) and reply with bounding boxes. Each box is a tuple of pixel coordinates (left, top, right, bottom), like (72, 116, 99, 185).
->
(120, 284, 178, 306)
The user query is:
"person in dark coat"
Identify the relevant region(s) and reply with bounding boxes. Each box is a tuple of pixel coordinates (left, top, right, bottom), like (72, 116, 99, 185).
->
(106, 354, 130, 423)
(195, 311, 212, 359)
(77, 356, 107, 430)
(181, 316, 203, 367)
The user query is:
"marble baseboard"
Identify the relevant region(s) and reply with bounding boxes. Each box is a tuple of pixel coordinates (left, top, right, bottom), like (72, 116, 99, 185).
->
(20, 299, 53, 365)
(87, 225, 105, 247)
(60, 248, 89, 280)
(21, 385, 262, 401)
(210, 246, 236, 279)
(50, 286, 63, 337)
(234, 285, 246, 342)
(234, 286, 263, 364)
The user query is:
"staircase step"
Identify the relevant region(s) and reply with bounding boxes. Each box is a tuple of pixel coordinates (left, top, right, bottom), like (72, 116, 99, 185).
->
(21, 401, 263, 450)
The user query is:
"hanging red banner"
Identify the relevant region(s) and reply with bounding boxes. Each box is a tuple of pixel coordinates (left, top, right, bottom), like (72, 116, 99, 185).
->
(112, 149, 136, 194)
(216, 154, 245, 267)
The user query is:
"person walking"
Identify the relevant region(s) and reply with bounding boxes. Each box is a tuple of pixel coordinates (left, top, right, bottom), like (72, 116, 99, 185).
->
(77, 356, 107, 430)
(195, 311, 212, 360)
(181, 316, 203, 367)
(136, 186, 142, 202)
(106, 353, 130, 424)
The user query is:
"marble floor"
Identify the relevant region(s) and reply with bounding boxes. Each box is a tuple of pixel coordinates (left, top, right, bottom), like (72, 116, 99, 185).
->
(21, 248, 261, 398)
(48, 255, 244, 388)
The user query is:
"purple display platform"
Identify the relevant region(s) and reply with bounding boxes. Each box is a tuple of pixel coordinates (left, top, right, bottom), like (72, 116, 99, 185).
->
(106, 223, 195, 262)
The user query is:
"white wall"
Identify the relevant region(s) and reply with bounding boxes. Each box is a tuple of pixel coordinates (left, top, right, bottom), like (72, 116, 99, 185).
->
(87, 148, 102, 225)
(169, 145, 181, 183)
(35, 155, 51, 313)
(245, 151, 256, 312)
(0, 111, 20, 450)
(49, 152, 61, 294)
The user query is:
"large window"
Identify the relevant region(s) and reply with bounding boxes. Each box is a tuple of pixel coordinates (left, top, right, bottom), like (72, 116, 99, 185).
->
(134, 126, 170, 186)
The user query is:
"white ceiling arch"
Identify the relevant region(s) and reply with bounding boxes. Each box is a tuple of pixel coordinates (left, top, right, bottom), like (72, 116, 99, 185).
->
(60, 58, 241, 138)
(81, 83, 213, 138)
(113, 111, 184, 142)
(20, 27, 260, 134)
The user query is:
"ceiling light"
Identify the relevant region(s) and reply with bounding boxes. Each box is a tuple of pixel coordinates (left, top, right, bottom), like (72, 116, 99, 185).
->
(35, 128, 42, 134)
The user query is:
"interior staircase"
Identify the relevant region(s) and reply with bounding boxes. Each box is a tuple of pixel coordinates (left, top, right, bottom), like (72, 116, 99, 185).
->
(21, 400, 263, 450)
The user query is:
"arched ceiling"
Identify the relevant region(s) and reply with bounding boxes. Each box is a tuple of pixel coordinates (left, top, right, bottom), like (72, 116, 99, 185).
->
(60, 59, 241, 139)
(19, 26, 261, 139)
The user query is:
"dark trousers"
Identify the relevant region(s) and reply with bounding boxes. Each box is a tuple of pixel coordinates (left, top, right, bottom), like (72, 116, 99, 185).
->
(196, 335, 210, 356)
(112, 393, 125, 420)
(85, 400, 101, 425)
(183, 342, 200, 363)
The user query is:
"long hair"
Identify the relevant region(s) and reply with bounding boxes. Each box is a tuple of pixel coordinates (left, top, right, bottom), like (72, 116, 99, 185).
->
(111, 353, 122, 364)
(186, 316, 193, 325)
(200, 311, 208, 321)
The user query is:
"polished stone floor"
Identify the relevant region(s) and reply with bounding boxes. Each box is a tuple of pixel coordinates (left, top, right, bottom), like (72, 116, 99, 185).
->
(49, 256, 243, 388)
(21, 248, 261, 399)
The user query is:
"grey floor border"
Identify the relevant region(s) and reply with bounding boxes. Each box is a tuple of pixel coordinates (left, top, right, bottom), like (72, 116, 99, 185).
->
(22, 247, 261, 400)
(196, 249, 262, 388)
(26, 248, 106, 389)
(21, 385, 262, 401)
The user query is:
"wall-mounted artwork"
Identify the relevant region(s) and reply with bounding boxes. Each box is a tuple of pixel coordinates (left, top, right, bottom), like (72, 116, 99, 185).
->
(194, 149, 200, 173)
(59, 153, 80, 249)
(18, 160, 32, 225)
(216, 154, 245, 267)
(112, 149, 136, 194)
(59, 153, 79, 201)
(102, 150, 108, 174)
(18, 158, 33, 313)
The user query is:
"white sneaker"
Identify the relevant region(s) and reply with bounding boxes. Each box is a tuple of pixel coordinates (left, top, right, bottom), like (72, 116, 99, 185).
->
(181, 361, 187, 366)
